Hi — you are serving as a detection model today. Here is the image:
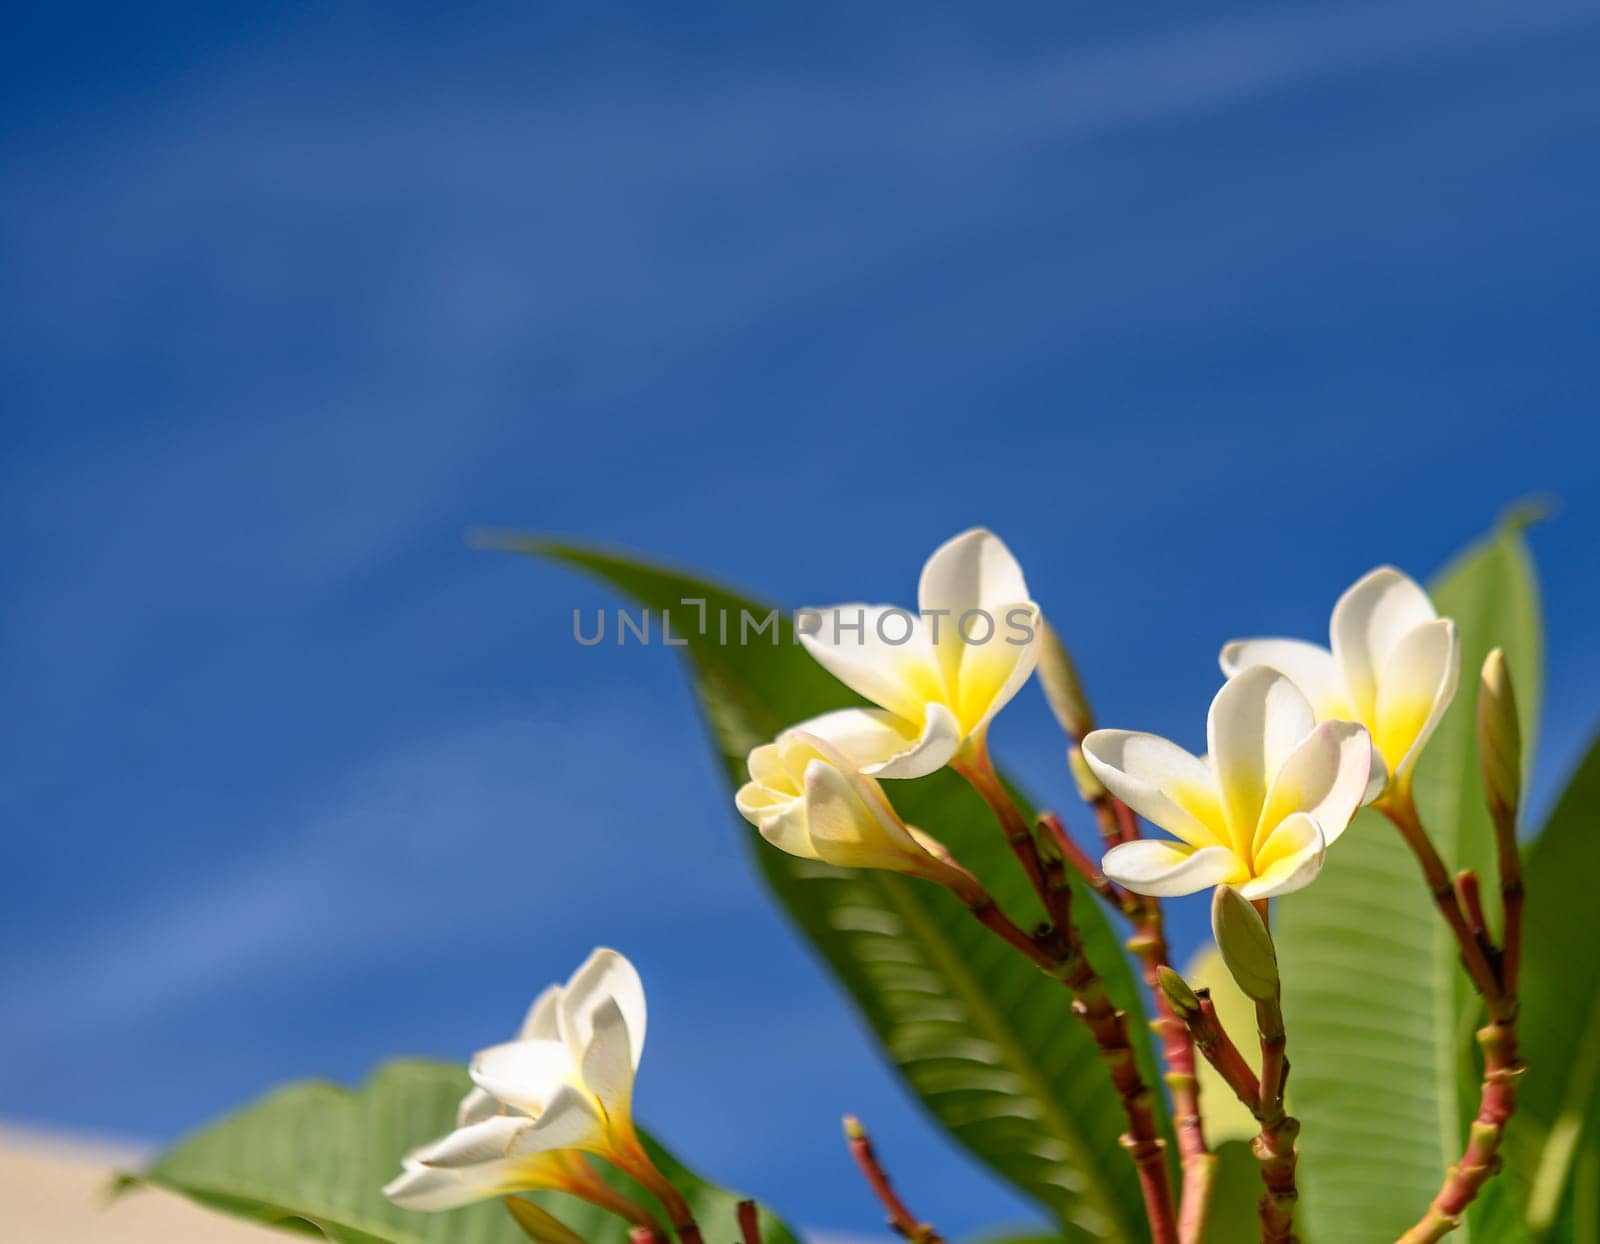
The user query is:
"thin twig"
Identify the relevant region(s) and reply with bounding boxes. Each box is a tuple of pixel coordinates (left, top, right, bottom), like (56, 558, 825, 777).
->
(954, 745, 1050, 904)
(1048, 778, 1212, 1239)
(1397, 1018, 1523, 1242)
(1037, 810, 1141, 919)
(959, 868, 1178, 1242)
(843, 1116, 944, 1243)
(1389, 779, 1526, 1240)
(1381, 790, 1504, 1005)
(736, 1200, 763, 1244)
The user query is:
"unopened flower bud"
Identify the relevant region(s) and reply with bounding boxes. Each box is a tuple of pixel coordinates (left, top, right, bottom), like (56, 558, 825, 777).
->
(1157, 966, 1202, 1018)
(1037, 618, 1095, 741)
(1212, 886, 1280, 1001)
(1067, 745, 1108, 805)
(1477, 648, 1522, 831)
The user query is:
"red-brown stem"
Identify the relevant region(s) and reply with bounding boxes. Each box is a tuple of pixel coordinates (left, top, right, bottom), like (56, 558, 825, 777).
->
(957, 869, 1177, 1244)
(1382, 783, 1526, 1239)
(1178, 987, 1298, 1243)
(1380, 790, 1506, 1006)
(736, 1199, 763, 1244)
(843, 1116, 944, 1243)
(1397, 1019, 1524, 1242)
(1456, 870, 1491, 951)
(1038, 810, 1141, 919)
(613, 1134, 703, 1244)
(1494, 818, 1525, 1000)
(964, 743, 1179, 1243)
(955, 745, 1049, 905)
(1058, 773, 1215, 1238)
(553, 1153, 664, 1232)
(1187, 992, 1262, 1111)
(629, 1230, 666, 1244)
(1127, 909, 1212, 1242)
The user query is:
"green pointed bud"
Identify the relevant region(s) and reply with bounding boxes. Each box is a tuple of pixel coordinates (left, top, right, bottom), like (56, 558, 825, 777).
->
(1068, 744, 1108, 805)
(1037, 618, 1095, 741)
(1032, 817, 1065, 869)
(1157, 965, 1202, 1018)
(1477, 647, 1522, 829)
(1212, 886, 1280, 1001)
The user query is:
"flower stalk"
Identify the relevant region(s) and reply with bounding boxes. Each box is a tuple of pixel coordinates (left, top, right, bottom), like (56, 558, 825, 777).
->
(736, 1200, 763, 1244)
(956, 782, 1178, 1244)
(843, 1116, 944, 1243)
(1393, 650, 1529, 1239)
(1058, 715, 1214, 1239)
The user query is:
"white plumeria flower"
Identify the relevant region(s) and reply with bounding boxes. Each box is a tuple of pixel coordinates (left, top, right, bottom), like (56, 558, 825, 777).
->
(1221, 565, 1460, 800)
(1082, 667, 1373, 900)
(736, 730, 977, 897)
(796, 527, 1041, 778)
(384, 948, 649, 1213)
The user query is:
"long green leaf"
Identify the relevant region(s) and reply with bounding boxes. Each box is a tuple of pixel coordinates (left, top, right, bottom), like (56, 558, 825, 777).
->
(1274, 522, 1542, 1244)
(119, 1060, 791, 1244)
(520, 537, 1166, 1242)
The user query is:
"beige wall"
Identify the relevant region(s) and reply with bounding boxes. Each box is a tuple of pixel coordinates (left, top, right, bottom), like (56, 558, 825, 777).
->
(0, 1126, 279, 1243)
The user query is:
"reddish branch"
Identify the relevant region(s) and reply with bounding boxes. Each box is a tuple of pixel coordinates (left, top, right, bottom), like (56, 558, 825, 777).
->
(843, 1116, 944, 1243)
(1384, 785, 1526, 1241)
(954, 753, 1178, 1244)
(1041, 798, 1214, 1243)
(735, 1200, 763, 1244)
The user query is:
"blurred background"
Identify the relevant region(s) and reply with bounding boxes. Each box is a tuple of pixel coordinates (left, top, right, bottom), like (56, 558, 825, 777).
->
(3, 1, 1598, 1239)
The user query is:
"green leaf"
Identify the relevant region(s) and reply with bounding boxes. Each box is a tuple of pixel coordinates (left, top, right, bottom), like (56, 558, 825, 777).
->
(1273, 521, 1542, 1244)
(118, 1060, 792, 1244)
(517, 537, 1166, 1242)
(1201, 1141, 1281, 1243)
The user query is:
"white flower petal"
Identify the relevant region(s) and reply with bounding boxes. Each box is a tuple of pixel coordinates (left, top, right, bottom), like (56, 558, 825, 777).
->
(949, 600, 1041, 736)
(470, 1039, 576, 1116)
(1219, 638, 1352, 720)
(795, 704, 962, 779)
(1362, 748, 1391, 805)
(515, 1083, 609, 1155)
(559, 948, 647, 1073)
(917, 529, 1032, 705)
(518, 985, 562, 1043)
(1257, 720, 1372, 853)
(578, 997, 636, 1119)
(1239, 812, 1326, 899)
(384, 1160, 502, 1211)
(798, 604, 944, 724)
(411, 1116, 530, 1169)
(456, 1085, 507, 1128)
(916, 527, 1030, 623)
(1207, 668, 1316, 858)
(801, 755, 923, 870)
(1330, 566, 1437, 721)
(1375, 618, 1461, 779)
(1081, 730, 1227, 850)
(1102, 841, 1242, 898)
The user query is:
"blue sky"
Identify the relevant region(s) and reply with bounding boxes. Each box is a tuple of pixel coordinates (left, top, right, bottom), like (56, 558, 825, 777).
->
(3, 1, 1599, 1238)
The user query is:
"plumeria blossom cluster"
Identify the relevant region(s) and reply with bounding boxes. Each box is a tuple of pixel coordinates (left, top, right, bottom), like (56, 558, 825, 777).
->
(732, 529, 1485, 1244)
(388, 527, 1520, 1244)
(738, 530, 1459, 917)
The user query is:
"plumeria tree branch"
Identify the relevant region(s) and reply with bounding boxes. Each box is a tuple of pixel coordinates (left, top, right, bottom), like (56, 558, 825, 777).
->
(736, 1199, 763, 1244)
(1393, 650, 1528, 1241)
(954, 757, 1179, 1244)
(843, 1116, 945, 1244)
(1039, 808, 1215, 1241)
(1204, 890, 1301, 1244)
